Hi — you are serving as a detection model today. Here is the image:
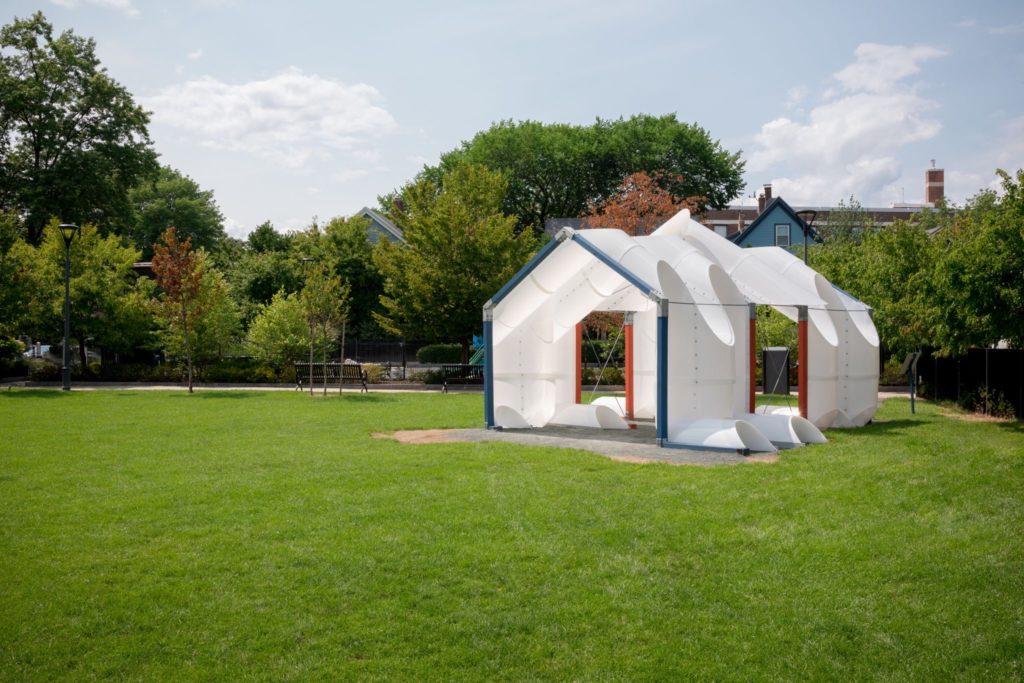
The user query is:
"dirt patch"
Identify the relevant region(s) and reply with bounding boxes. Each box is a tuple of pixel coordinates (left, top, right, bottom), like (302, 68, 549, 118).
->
(938, 409, 1014, 424)
(373, 429, 458, 444)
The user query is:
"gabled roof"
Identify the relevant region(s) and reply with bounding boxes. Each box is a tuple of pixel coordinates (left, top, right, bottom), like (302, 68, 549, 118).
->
(729, 196, 818, 245)
(356, 207, 405, 243)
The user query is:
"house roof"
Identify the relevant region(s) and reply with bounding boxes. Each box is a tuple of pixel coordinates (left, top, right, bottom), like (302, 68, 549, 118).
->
(356, 207, 405, 242)
(728, 196, 818, 245)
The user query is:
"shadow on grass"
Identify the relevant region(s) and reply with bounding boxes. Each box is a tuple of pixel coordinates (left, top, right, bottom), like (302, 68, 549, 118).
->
(994, 420, 1024, 435)
(0, 389, 65, 399)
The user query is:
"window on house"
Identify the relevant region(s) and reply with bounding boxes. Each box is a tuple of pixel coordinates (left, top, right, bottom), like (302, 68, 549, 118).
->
(714, 224, 728, 236)
(775, 224, 790, 247)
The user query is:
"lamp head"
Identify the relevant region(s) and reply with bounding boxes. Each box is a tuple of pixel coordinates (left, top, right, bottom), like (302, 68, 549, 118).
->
(58, 223, 80, 246)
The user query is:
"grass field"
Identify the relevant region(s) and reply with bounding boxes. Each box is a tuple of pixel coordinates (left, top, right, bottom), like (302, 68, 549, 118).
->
(1, 390, 1022, 680)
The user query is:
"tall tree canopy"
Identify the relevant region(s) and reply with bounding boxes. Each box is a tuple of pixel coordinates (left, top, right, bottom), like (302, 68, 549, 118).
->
(374, 162, 538, 358)
(404, 115, 744, 234)
(0, 12, 158, 245)
(128, 166, 225, 257)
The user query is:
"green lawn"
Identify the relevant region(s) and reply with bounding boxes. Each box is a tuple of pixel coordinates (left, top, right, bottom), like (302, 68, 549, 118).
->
(1, 391, 1022, 680)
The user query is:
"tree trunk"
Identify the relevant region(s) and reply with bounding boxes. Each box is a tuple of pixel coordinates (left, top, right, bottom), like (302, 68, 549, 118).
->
(182, 304, 193, 393)
(339, 319, 346, 395)
(460, 337, 470, 364)
(322, 324, 328, 397)
(308, 320, 314, 396)
(77, 337, 87, 373)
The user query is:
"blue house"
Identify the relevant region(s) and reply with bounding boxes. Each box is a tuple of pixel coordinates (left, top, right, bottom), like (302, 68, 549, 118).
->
(729, 194, 816, 250)
(355, 207, 405, 244)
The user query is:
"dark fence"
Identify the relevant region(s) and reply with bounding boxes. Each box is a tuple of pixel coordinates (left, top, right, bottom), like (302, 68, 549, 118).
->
(340, 340, 433, 366)
(917, 348, 1024, 418)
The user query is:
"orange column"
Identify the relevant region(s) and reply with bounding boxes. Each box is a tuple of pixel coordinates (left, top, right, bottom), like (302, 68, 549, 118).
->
(624, 314, 634, 420)
(748, 303, 756, 414)
(798, 305, 808, 419)
(575, 322, 583, 404)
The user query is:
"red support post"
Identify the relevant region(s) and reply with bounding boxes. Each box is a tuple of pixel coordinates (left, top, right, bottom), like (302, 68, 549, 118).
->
(748, 303, 756, 414)
(575, 322, 583, 404)
(798, 306, 808, 419)
(624, 314, 634, 420)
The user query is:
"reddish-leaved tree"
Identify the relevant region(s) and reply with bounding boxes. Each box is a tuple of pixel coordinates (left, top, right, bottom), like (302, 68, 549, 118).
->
(583, 171, 702, 236)
(152, 227, 205, 392)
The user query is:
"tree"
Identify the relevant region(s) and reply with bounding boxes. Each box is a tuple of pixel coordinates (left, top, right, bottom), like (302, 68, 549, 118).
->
(246, 291, 308, 370)
(247, 221, 292, 254)
(817, 196, 872, 244)
(151, 228, 205, 392)
(322, 215, 384, 337)
(32, 220, 155, 366)
(374, 162, 538, 360)
(404, 115, 744, 234)
(582, 171, 698, 236)
(0, 12, 158, 245)
(128, 166, 225, 257)
(930, 169, 1024, 354)
(301, 263, 349, 395)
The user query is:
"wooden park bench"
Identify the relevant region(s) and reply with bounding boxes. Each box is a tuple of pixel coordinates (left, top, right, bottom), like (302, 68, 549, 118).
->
(440, 364, 484, 394)
(294, 362, 368, 393)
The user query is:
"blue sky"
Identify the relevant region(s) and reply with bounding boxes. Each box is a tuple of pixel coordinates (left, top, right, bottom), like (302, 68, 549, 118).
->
(8, 0, 1024, 236)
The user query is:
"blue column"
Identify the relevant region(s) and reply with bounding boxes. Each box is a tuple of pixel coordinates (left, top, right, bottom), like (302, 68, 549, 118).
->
(483, 304, 495, 429)
(656, 299, 668, 445)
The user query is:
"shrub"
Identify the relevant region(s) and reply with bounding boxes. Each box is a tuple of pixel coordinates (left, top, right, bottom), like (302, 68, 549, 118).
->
(416, 344, 462, 364)
(417, 368, 445, 384)
(362, 363, 387, 384)
(201, 359, 280, 383)
(581, 366, 625, 386)
(880, 357, 909, 385)
(958, 387, 1016, 419)
(0, 336, 25, 362)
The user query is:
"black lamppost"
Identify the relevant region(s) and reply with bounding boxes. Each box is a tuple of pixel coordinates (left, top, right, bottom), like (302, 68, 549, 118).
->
(58, 223, 80, 391)
(301, 257, 315, 395)
(795, 210, 817, 266)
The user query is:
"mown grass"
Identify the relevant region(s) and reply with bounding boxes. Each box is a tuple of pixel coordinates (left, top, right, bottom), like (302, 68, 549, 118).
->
(1, 390, 1022, 680)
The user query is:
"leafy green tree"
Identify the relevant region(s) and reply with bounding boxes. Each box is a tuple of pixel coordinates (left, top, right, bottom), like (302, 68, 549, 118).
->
(0, 12, 158, 245)
(404, 115, 744, 234)
(301, 263, 349, 394)
(930, 169, 1024, 354)
(322, 215, 384, 337)
(374, 162, 538, 360)
(248, 221, 292, 254)
(246, 291, 308, 370)
(812, 218, 936, 357)
(128, 166, 225, 257)
(29, 220, 155, 366)
(0, 210, 31, 336)
(818, 196, 872, 244)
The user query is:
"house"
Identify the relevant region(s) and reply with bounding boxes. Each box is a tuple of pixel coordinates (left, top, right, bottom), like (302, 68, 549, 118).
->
(727, 189, 816, 248)
(355, 207, 405, 244)
(700, 166, 945, 240)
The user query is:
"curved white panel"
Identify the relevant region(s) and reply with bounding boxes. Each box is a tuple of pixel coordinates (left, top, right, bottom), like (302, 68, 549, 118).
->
(550, 404, 629, 430)
(592, 395, 628, 416)
(743, 413, 827, 445)
(668, 418, 777, 453)
(495, 405, 531, 429)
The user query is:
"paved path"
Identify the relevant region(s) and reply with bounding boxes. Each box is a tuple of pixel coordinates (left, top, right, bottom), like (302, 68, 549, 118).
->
(442, 425, 779, 466)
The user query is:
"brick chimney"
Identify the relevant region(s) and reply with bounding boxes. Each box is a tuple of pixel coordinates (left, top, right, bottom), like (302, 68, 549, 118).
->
(925, 165, 944, 205)
(757, 184, 772, 214)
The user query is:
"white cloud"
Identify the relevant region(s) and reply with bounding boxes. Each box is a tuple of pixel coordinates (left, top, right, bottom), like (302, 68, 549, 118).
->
(143, 68, 397, 169)
(990, 22, 1024, 35)
(223, 216, 247, 239)
(187, 48, 203, 60)
(832, 43, 946, 94)
(50, 0, 140, 16)
(746, 43, 946, 205)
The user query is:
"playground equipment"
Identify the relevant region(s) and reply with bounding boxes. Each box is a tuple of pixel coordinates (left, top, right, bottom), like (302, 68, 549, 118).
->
(482, 210, 879, 453)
